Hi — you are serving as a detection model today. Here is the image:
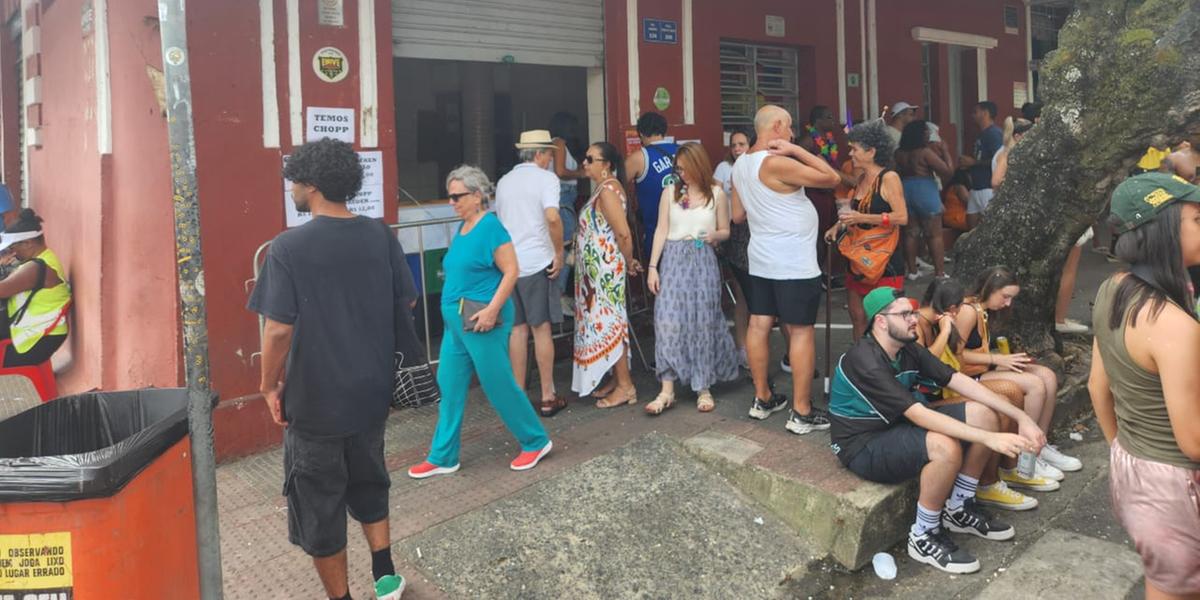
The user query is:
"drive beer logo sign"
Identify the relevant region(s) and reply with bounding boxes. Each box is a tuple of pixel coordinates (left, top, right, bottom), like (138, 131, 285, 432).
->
(313, 46, 349, 83)
(0, 533, 72, 600)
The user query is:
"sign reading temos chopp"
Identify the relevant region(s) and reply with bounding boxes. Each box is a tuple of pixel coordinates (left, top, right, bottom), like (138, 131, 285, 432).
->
(0, 532, 72, 599)
(306, 107, 355, 143)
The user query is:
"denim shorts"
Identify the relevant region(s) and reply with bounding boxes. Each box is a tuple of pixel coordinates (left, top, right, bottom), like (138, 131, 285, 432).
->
(283, 425, 391, 557)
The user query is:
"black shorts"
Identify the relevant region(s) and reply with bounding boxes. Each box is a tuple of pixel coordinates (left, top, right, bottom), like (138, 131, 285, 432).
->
(845, 403, 967, 485)
(746, 274, 823, 326)
(283, 425, 391, 557)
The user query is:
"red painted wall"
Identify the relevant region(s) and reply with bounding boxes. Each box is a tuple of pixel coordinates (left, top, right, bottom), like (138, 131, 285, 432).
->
(187, 0, 399, 459)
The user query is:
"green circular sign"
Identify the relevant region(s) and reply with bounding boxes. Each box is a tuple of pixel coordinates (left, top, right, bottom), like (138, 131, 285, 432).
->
(653, 87, 671, 111)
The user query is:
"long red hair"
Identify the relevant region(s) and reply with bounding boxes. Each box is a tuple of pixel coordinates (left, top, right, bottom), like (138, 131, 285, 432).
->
(673, 142, 717, 207)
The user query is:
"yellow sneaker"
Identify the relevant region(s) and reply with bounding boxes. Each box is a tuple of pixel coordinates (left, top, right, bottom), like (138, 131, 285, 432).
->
(999, 467, 1061, 492)
(976, 480, 1039, 511)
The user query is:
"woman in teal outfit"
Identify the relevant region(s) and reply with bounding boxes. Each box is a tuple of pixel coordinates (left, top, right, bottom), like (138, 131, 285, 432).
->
(407, 165, 553, 478)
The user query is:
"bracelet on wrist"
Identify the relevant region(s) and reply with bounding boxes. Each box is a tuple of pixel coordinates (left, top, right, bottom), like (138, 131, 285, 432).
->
(648, 265, 658, 270)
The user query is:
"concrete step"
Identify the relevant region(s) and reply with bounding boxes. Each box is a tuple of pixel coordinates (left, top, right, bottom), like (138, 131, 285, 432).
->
(682, 422, 914, 570)
(398, 434, 825, 599)
(974, 529, 1142, 600)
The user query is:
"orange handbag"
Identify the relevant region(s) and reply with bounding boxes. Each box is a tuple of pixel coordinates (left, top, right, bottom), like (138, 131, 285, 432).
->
(837, 172, 900, 284)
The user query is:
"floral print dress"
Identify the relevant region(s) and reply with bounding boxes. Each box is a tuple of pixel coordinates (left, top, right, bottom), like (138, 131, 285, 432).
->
(572, 179, 629, 396)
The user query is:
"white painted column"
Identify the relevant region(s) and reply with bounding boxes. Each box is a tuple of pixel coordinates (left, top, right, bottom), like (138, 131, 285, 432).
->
(359, 0, 378, 147)
(587, 67, 606, 146)
(626, 0, 640, 123)
(259, 0, 280, 148)
(836, 0, 847, 121)
(859, 0, 867, 117)
(1024, 0, 1034, 102)
(867, 0, 878, 118)
(94, 0, 111, 154)
(286, 0, 303, 146)
(682, 0, 694, 124)
(976, 47, 988, 102)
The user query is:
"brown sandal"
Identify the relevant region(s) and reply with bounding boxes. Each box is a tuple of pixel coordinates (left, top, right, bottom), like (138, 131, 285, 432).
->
(595, 386, 637, 409)
(539, 395, 567, 417)
(644, 392, 675, 415)
(697, 391, 715, 413)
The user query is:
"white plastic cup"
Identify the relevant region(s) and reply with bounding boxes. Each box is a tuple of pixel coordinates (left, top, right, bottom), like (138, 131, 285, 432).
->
(872, 552, 897, 580)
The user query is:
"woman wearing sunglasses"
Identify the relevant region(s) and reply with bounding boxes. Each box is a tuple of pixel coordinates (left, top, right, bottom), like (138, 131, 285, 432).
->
(573, 142, 642, 406)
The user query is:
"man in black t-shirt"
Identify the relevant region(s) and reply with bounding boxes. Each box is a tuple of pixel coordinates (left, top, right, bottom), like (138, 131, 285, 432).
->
(828, 287, 1044, 575)
(249, 139, 415, 600)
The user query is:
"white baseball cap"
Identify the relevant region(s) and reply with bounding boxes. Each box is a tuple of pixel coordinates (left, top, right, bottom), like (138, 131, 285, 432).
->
(890, 102, 918, 116)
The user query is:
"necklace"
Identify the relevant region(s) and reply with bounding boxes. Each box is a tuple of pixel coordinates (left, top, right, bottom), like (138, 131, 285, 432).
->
(806, 125, 839, 164)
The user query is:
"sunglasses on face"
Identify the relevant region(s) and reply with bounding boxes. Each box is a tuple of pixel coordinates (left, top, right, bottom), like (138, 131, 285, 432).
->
(582, 155, 605, 164)
(448, 192, 474, 203)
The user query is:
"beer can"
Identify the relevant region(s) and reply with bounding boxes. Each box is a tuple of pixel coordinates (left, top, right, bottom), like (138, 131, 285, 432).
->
(1017, 450, 1037, 480)
(996, 336, 1011, 355)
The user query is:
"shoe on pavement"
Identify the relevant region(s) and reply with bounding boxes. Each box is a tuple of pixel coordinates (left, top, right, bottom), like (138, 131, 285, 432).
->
(375, 574, 406, 600)
(975, 480, 1038, 511)
(1054, 319, 1089, 334)
(785, 408, 831, 435)
(942, 500, 1015, 540)
(748, 393, 789, 420)
(1040, 444, 1083, 472)
(407, 461, 460, 479)
(908, 529, 980, 574)
(1035, 457, 1065, 482)
(906, 272, 922, 281)
(999, 467, 1061, 492)
(511, 440, 553, 471)
(780, 355, 792, 373)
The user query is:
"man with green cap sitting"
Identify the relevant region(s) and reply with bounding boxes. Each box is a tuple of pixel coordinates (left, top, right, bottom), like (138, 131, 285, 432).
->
(829, 287, 1047, 574)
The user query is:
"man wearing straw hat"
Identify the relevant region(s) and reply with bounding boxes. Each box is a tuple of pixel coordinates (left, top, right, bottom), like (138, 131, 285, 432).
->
(495, 129, 568, 417)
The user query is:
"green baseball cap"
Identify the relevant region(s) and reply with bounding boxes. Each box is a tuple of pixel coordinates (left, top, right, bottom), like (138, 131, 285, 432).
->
(863, 287, 910, 322)
(1110, 172, 1200, 233)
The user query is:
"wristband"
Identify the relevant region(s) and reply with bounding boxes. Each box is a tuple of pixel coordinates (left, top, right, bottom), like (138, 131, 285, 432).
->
(649, 265, 658, 270)
(881, 212, 891, 228)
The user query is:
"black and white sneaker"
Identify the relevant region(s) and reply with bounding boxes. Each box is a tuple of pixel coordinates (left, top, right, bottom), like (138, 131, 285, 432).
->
(908, 529, 981, 574)
(748, 393, 789, 420)
(784, 408, 831, 435)
(780, 355, 792, 373)
(942, 499, 1015, 541)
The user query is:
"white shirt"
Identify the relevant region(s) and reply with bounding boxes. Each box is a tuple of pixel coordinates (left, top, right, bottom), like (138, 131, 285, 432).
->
(713, 161, 734, 196)
(665, 185, 721, 241)
(494, 163, 561, 277)
(731, 151, 820, 280)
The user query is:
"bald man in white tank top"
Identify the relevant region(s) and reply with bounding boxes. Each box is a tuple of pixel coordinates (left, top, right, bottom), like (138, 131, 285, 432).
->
(731, 105, 841, 435)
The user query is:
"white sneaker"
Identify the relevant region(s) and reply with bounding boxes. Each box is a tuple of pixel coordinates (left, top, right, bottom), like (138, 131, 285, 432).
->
(1040, 444, 1083, 472)
(915, 257, 935, 271)
(906, 272, 922, 281)
(1054, 319, 1089, 333)
(1035, 457, 1065, 481)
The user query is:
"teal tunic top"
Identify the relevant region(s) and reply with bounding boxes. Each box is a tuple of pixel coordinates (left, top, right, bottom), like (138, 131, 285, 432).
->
(441, 212, 512, 305)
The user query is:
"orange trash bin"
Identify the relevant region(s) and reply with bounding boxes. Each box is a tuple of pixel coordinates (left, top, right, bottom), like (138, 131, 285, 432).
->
(0, 389, 201, 599)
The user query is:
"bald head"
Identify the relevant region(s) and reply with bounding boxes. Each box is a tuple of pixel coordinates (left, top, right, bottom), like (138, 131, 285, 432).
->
(753, 105, 793, 146)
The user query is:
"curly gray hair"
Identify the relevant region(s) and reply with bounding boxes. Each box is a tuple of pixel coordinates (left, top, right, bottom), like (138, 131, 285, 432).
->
(847, 119, 895, 166)
(445, 164, 494, 205)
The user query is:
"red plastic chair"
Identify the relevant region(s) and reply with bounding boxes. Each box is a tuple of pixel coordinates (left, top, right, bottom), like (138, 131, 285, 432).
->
(0, 339, 57, 402)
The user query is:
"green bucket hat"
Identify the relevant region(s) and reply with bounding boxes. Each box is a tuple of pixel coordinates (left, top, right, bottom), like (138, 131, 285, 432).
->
(1110, 172, 1200, 233)
(863, 287, 909, 322)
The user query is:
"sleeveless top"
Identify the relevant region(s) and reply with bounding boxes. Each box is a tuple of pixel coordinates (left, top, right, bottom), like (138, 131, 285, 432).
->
(665, 185, 719, 241)
(1092, 276, 1200, 469)
(730, 150, 820, 280)
(548, 146, 579, 190)
(8, 248, 70, 353)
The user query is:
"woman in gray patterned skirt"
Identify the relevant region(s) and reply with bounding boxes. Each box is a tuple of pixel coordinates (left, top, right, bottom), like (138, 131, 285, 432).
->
(644, 143, 740, 413)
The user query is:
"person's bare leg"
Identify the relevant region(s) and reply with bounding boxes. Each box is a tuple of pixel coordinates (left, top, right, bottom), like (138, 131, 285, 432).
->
(926, 215, 946, 277)
(919, 431, 963, 513)
(847, 287, 867, 339)
(1029, 364, 1059, 433)
(732, 280, 749, 351)
(613, 347, 635, 394)
(748, 315, 775, 400)
(784, 324, 816, 414)
(313, 550, 349, 598)
(1055, 245, 1083, 324)
(530, 322, 556, 401)
(905, 221, 921, 275)
(966, 212, 981, 231)
(508, 324, 530, 390)
(983, 371, 1045, 435)
(363, 518, 390, 553)
(1145, 580, 1200, 600)
(961, 401, 1001, 479)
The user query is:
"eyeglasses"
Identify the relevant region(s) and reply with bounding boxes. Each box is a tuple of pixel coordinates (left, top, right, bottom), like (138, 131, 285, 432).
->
(879, 310, 918, 321)
(448, 192, 474, 203)
(582, 155, 605, 164)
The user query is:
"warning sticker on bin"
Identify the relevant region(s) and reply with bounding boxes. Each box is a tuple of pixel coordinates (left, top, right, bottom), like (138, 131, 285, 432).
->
(0, 532, 72, 594)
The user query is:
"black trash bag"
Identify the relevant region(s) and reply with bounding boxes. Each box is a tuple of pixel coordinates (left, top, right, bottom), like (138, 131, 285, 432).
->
(0, 388, 199, 502)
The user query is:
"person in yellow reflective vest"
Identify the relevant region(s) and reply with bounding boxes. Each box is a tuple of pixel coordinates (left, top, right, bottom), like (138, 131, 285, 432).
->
(0, 208, 69, 366)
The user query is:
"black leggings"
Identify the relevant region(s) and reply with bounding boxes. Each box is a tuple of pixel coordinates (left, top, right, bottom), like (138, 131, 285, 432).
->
(0, 308, 66, 367)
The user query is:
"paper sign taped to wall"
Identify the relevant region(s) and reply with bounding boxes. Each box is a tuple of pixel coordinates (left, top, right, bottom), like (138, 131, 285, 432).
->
(0, 532, 73, 598)
(284, 151, 384, 227)
(306, 107, 355, 144)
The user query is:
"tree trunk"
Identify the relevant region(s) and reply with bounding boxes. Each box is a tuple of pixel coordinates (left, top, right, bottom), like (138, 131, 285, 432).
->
(952, 0, 1200, 355)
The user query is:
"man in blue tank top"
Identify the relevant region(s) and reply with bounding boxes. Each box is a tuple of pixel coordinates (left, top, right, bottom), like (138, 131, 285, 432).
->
(624, 112, 678, 259)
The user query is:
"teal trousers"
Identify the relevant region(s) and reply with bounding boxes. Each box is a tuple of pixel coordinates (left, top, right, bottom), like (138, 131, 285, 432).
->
(427, 300, 550, 467)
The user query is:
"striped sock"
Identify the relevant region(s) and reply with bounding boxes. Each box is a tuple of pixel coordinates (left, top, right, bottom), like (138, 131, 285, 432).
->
(911, 503, 942, 537)
(946, 474, 979, 511)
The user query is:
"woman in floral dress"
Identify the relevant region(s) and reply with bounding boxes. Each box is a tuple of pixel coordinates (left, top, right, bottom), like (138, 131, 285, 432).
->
(572, 141, 642, 405)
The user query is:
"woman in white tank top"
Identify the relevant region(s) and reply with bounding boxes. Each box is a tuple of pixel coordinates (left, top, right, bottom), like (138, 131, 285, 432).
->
(644, 143, 741, 414)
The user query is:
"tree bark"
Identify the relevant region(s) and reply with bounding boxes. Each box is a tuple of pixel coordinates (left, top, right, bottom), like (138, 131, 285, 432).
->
(952, 0, 1200, 355)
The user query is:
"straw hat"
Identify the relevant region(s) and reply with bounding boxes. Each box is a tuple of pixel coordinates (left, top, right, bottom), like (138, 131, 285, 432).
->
(514, 129, 557, 150)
